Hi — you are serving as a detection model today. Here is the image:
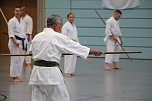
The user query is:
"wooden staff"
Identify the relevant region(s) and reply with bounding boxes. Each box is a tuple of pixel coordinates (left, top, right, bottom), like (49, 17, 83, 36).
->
(95, 10, 133, 62)
(1, 53, 93, 64)
(1, 51, 142, 56)
(104, 51, 142, 54)
(0, 8, 8, 24)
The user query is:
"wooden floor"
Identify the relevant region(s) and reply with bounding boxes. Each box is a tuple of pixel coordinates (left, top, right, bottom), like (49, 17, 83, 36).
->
(0, 56, 152, 101)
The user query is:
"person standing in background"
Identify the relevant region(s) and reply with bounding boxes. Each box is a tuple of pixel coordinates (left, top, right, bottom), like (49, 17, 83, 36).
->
(21, 6, 33, 70)
(62, 13, 79, 77)
(8, 6, 26, 82)
(104, 10, 123, 71)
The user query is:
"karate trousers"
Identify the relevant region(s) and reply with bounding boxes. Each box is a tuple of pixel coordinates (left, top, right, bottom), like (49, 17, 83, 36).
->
(64, 55, 77, 74)
(8, 43, 25, 77)
(105, 42, 121, 64)
(25, 41, 32, 63)
(31, 79, 70, 101)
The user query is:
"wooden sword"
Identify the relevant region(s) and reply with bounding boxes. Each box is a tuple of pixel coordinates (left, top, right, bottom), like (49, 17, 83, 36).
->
(1, 51, 142, 56)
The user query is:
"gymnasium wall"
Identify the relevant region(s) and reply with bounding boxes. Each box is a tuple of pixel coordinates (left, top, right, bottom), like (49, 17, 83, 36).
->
(45, 0, 152, 59)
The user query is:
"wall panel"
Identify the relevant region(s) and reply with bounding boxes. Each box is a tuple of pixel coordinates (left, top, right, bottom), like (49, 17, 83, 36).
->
(45, 0, 152, 59)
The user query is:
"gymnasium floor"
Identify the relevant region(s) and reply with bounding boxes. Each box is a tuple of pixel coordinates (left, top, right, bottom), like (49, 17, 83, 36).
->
(0, 56, 152, 101)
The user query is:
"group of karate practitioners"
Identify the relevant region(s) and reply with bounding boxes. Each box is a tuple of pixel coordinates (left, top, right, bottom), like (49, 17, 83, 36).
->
(8, 6, 123, 101)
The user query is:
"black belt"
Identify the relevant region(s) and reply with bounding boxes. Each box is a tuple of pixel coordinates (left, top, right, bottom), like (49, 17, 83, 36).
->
(34, 60, 59, 67)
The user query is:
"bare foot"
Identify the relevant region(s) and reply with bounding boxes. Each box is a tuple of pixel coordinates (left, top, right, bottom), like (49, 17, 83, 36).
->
(64, 73, 72, 77)
(112, 62, 119, 70)
(12, 79, 20, 83)
(15, 77, 23, 82)
(18, 78, 23, 82)
(104, 63, 112, 71)
(112, 67, 120, 70)
(71, 73, 76, 76)
(104, 67, 112, 71)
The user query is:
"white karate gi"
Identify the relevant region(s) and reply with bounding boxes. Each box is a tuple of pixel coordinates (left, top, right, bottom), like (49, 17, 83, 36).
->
(29, 28, 90, 101)
(104, 16, 122, 63)
(62, 21, 79, 74)
(8, 16, 26, 77)
(22, 14, 33, 63)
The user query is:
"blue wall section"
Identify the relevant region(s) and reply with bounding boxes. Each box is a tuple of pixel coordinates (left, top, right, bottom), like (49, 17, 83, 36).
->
(45, 0, 152, 59)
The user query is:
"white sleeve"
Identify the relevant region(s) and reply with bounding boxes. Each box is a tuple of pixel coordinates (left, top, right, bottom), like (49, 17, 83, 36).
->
(26, 17, 33, 34)
(116, 21, 122, 36)
(56, 35, 90, 59)
(8, 19, 15, 38)
(105, 20, 112, 36)
(28, 43, 32, 54)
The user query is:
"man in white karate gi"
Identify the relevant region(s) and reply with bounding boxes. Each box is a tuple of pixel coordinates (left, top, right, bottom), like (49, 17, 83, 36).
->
(62, 13, 79, 77)
(104, 10, 123, 71)
(8, 6, 26, 82)
(29, 15, 103, 101)
(21, 6, 33, 69)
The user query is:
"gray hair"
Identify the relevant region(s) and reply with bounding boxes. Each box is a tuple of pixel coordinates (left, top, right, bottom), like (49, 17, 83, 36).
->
(47, 15, 62, 27)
